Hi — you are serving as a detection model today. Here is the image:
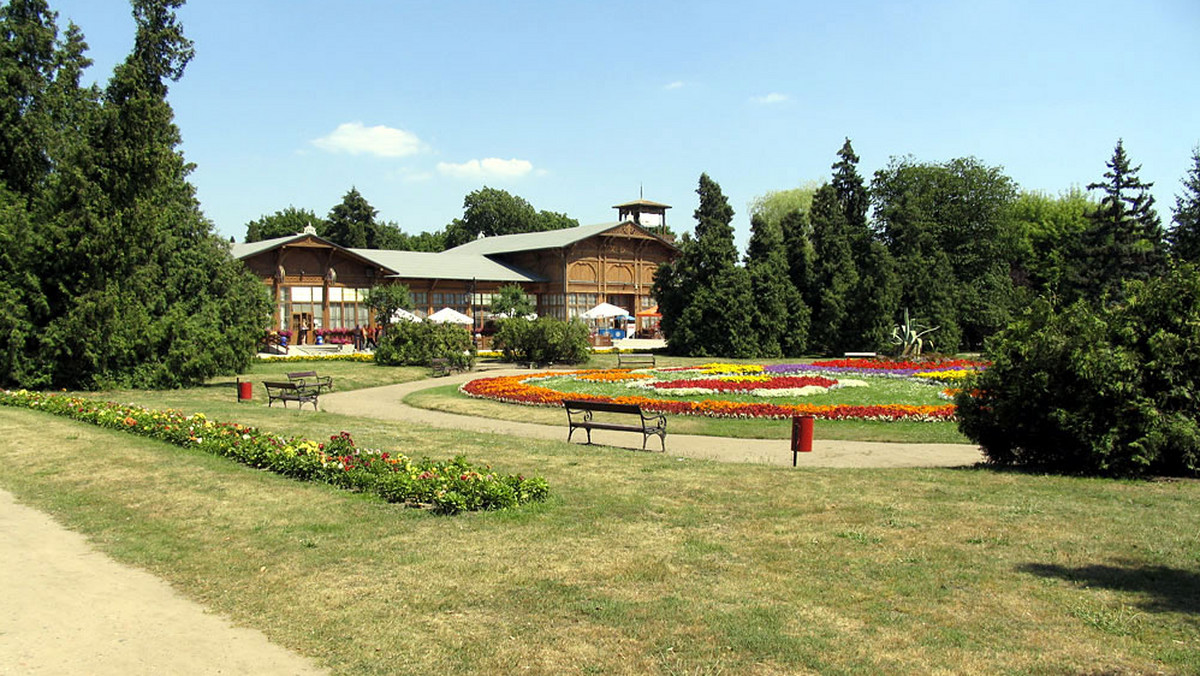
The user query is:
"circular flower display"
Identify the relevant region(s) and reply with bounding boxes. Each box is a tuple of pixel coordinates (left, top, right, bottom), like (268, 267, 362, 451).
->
(461, 359, 988, 422)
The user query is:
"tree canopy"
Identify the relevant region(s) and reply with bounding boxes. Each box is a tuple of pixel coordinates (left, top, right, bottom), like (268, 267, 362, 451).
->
(442, 187, 578, 249)
(0, 0, 269, 389)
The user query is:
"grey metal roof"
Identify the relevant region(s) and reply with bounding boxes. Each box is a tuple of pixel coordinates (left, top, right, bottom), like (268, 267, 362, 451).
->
(229, 234, 308, 260)
(348, 248, 543, 282)
(443, 222, 628, 255)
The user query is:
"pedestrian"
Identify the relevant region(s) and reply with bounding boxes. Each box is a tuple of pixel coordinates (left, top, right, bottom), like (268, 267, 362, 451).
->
(353, 325, 364, 351)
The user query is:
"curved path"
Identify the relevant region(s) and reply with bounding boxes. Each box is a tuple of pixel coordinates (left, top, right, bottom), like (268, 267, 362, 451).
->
(321, 368, 985, 469)
(0, 489, 326, 675)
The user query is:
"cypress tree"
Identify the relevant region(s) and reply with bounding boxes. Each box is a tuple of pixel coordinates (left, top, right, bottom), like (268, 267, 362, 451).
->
(1168, 146, 1200, 264)
(807, 184, 858, 354)
(1076, 139, 1168, 301)
(10, 0, 268, 389)
(656, 174, 754, 356)
(746, 213, 808, 356)
(830, 138, 898, 351)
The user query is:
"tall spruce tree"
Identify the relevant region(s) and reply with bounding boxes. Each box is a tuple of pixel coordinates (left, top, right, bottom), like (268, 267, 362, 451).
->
(8, 0, 268, 389)
(745, 213, 808, 356)
(1168, 146, 1200, 264)
(1076, 140, 1168, 301)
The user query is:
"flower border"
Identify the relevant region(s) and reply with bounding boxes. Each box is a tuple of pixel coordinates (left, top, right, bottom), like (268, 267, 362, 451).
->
(0, 389, 549, 514)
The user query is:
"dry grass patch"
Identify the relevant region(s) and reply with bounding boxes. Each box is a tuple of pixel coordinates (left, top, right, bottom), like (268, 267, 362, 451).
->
(1, 406, 1197, 675)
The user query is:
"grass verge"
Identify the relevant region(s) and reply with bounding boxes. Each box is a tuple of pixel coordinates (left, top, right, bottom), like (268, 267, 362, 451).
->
(1, 405, 1196, 675)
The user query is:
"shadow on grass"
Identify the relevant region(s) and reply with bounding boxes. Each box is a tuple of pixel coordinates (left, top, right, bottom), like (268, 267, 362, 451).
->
(1019, 561, 1200, 615)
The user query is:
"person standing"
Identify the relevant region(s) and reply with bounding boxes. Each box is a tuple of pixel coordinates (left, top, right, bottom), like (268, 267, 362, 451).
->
(299, 318, 309, 345)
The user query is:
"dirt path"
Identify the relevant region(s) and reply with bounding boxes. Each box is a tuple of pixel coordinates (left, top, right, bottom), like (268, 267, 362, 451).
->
(321, 368, 985, 469)
(0, 489, 326, 675)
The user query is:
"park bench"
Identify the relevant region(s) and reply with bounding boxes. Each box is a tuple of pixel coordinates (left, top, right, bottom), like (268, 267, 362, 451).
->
(843, 352, 877, 359)
(563, 399, 667, 452)
(286, 370, 333, 393)
(616, 352, 656, 369)
(263, 381, 320, 411)
(430, 358, 452, 377)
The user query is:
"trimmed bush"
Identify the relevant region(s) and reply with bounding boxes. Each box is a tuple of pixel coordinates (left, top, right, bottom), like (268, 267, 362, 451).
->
(493, 317, 591, 365)
(375, 321, 475, 371)
(956, 265, 1200, 477)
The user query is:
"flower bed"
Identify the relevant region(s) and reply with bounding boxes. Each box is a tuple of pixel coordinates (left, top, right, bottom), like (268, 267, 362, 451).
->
(0, 390, 548, 514)
(461, 359, 989, 422)
(257, 353, 376, 363)
(462, 370, 956, 422)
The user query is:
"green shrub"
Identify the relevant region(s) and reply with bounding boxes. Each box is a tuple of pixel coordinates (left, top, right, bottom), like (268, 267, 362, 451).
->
(493, 317, 590, 365)
(375, 321, 475, 370)
(956, 265, 1200, 477)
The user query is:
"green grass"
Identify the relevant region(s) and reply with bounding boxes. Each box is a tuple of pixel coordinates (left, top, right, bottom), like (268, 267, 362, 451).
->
(1, 375, 1197, 674)
(406, 384, 972, 444)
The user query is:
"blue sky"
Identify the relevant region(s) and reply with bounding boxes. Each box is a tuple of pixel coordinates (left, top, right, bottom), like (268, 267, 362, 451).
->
(47, 0, 1200, 250)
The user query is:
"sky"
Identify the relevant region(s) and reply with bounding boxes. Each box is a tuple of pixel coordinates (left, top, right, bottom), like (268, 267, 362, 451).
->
(45, 0, 1200, 251)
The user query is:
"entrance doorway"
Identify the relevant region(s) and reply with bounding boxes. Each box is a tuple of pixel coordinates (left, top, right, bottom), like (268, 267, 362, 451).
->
(292, 312, 312, 345)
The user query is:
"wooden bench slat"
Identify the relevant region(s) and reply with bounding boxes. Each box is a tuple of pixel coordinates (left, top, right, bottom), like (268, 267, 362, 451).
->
(562, 399, 666, 451)
(616, 353, 656, 368)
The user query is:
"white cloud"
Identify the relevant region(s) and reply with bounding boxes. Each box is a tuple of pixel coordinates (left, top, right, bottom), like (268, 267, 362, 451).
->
(311, 122, 425, 157)
(436, 157, 535, 179)
(752, 92, 789, 105)
(665, 81, 684, 90)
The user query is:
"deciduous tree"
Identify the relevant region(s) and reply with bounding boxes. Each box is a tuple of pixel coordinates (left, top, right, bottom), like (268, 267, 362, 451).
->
(245, 206, 322, 242)
(443, 187, 577, 248)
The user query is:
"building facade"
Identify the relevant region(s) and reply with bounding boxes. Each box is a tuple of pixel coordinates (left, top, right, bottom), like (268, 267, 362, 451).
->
(231, 201, 678, 344)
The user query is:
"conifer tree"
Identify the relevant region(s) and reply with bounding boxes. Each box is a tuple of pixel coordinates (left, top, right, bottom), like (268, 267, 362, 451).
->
(830, 138, 898, 351)
(807, 184, 858, 354)
(780, 209, 815, 305)
(746, 213, 808, 356)
(1168, 146, 1200, 264)
(325, 187, 377, 249)
(8, 0, 268, 389)
(1077, 140, 1168, 301)
(655, 174, 756, 356)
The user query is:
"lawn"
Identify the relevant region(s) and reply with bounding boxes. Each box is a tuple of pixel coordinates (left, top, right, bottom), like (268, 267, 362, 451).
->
(0, 368, 1197, 675)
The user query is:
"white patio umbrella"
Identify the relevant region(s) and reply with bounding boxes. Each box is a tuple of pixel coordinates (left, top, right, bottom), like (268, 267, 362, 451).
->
(580, 302, 629, 319)
(494, 310, 538, 320)
(427, 307, 474, 324)
(391, 308, 421, 323)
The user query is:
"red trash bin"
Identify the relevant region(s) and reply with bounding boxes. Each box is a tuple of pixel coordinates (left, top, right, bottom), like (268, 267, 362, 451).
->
(237, 379, 253, 402)
(791, 415, 814, 465)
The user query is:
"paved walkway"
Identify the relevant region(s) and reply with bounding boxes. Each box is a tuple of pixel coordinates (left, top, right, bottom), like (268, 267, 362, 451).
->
(321, 368, 985, 469)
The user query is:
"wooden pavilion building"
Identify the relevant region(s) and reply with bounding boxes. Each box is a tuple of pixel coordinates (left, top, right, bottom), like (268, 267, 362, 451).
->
(231, 200, 679, 344)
